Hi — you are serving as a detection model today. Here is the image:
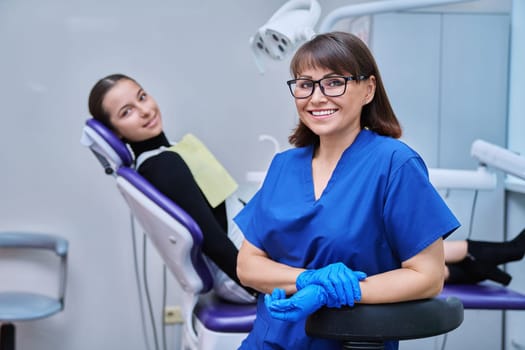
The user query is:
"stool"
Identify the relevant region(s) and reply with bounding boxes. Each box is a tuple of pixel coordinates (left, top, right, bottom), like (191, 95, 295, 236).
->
(305, 297, 463, 349)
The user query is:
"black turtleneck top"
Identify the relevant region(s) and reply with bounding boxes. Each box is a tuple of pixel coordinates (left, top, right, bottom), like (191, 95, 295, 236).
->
(128, 132, 245, 290)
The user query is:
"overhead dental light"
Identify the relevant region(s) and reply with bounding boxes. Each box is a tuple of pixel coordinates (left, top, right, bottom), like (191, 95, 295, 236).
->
(250, 0, 475, 73)
(250, 0, 321, 74)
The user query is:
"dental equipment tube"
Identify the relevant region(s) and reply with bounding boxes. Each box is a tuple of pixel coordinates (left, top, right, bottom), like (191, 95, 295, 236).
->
(319, 0, 476, 33)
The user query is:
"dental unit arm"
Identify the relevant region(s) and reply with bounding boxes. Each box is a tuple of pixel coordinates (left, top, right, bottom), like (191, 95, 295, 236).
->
(317, 0, 476, 33)
(428, 166, 496, 191)
(470, 139, 525, 181)
(428, 139, 525, 191)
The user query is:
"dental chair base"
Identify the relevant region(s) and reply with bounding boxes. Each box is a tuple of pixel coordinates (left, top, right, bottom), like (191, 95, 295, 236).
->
(180, 293, 255, 350)
(192, 323, 248, 350)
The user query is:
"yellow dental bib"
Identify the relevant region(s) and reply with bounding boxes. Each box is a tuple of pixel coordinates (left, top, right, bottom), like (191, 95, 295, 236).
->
(169, 134, 238, 208)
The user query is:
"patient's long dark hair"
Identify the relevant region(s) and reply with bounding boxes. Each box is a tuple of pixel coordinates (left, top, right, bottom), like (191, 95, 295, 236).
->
(288, 32, 402, 148)
(88, 73, 138, 130)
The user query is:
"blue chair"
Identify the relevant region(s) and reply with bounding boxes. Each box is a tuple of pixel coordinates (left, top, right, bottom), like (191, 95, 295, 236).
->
(81, 119, 255, 350)
(0, 232, 68, 350)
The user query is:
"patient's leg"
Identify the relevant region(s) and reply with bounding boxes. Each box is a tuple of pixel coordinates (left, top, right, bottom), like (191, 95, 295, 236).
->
(444, 240, 468, 264)
(444, 228, 525, 265)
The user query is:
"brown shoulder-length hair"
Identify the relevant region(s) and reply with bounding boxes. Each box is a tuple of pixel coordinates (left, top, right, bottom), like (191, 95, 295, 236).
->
(288, 31, 402, 147)
(88, 73, 138, 130)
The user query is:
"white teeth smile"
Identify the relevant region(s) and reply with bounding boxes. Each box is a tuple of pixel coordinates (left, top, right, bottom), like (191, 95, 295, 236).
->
(311, 109, 337, 117)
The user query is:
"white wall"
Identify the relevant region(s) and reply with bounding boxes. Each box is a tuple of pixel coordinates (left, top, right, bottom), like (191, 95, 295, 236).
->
(0, 1, 520, 350)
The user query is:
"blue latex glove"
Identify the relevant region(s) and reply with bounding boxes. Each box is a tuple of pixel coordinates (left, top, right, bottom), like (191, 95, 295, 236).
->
(265, 285, 328, 322)
(296, 262, 367, 307)
(266, 287, 286, 304)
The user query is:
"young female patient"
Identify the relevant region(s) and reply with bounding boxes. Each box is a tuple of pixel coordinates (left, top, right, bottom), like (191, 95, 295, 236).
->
(88, 73, 256, 303)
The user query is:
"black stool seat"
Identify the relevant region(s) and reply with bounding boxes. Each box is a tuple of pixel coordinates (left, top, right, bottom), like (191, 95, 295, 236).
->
(306, 297, 463, 349)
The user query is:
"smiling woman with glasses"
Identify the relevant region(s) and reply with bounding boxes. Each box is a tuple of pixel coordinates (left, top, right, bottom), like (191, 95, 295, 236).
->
(234, 31, 460, 350)
(287, 75, 370, 99)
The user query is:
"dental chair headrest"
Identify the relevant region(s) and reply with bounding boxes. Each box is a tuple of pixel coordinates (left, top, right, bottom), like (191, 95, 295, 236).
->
(80, 119, 134, 172)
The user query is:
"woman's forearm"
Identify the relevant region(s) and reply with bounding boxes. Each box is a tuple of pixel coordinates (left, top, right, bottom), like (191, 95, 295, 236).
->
(237, 240, 304, 294)
(359, 267, 444, 304)
(360, 239, 445, 304)
(238, 238, 445, 302)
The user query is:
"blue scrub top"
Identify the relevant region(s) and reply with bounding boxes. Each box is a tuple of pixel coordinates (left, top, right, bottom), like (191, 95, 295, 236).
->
(234, 129, 460, 350)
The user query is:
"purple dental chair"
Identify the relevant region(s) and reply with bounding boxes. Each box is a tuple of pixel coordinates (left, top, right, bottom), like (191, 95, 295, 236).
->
(81, 119, 255, 350)
(440, 283, 525, 310)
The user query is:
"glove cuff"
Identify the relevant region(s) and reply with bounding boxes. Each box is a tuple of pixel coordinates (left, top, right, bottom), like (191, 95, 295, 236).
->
(296, 270, 310, 290)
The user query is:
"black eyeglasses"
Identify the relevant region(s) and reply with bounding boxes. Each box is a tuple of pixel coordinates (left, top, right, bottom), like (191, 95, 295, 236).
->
(286, 75, 370, 99)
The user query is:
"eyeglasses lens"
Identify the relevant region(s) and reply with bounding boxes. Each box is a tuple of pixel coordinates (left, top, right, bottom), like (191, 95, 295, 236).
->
(290, 77, 347, 98)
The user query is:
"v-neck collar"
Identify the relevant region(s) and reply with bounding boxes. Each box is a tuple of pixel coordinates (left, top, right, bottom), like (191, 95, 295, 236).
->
(304, 129, 372, 202)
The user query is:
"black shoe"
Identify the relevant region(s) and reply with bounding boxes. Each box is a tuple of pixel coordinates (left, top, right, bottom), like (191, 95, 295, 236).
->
(446, 256, 511, 286)
(467, 228, 525, 266)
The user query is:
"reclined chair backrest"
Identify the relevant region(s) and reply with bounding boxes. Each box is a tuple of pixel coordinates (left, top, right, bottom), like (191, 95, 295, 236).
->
(80, 119, 133, 174)
(81, 119, 214, 295)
